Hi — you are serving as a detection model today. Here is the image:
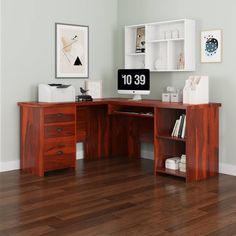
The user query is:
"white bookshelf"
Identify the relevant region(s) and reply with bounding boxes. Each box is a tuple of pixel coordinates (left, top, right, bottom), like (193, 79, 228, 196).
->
(124, 19, 195, 72)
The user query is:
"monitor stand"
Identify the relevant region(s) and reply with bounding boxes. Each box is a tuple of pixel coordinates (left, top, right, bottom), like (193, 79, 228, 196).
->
(132, 94, 142, 101)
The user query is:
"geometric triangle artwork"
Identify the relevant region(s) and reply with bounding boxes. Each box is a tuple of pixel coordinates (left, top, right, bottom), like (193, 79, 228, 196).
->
(74, 56, 82, 66)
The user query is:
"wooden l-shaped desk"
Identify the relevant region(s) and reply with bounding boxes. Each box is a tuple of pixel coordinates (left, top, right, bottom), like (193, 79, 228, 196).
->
(18, 98, 221, 182)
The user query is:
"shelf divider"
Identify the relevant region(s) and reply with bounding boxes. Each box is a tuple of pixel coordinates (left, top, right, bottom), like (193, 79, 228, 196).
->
(157, 134, 186, 142)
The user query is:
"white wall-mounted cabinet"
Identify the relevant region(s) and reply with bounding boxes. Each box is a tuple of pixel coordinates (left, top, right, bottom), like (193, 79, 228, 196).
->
(124, 19, 195, 72)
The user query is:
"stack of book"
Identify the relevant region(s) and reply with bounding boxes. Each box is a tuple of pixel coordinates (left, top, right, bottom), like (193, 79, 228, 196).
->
(171, 114, 186, 138)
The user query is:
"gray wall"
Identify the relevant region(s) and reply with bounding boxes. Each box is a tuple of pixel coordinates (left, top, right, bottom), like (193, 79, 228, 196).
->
(117, 0, 235, 168)
(1, 0, 235, 172)
(1, 0, 118, 166)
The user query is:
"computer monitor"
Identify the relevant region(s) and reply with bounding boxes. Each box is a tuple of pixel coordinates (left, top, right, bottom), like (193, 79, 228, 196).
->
(117, 69, 150, 100)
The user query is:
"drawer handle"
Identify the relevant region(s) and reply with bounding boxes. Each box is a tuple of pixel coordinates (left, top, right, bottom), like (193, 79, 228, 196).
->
(56, 128, 63, 132)
(57, 150, 64, 155)
(56, 113, 64, 117)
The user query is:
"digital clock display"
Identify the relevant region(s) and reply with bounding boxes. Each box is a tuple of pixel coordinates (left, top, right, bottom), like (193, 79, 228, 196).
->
(118, 69, 150, 90)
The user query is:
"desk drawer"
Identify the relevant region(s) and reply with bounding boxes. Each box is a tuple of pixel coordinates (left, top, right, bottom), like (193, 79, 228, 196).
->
(44, 124, 75, 139)
(44, 139, 75, 171)
(44, 106, 75, 124)
(44, 154, 75, 171)
(44, 138, 75, 156)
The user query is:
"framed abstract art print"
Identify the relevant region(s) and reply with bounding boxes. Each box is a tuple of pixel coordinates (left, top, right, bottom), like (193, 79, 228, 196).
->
(56, 23, 89, 78)
(201, 29, 222, 63)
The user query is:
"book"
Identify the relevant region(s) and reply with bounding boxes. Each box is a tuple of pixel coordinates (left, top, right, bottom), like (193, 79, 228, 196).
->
(174, 119, 180, 137)
(171, 120, 178, 137)
(178, 114, 185, 138)
(171, 114, 186, 138)
(175, 115, 182, 137)
(181, 115, 186, 138)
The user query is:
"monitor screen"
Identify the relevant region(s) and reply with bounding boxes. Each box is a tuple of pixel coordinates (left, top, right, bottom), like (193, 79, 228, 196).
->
(117, 69, 150, 92)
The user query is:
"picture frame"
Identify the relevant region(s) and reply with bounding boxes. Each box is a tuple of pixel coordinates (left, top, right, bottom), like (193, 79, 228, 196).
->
(85, 80, 102, 99)
(135, 27, 145, 53)
(201, 29, 222, 63)
(55, 23, 89, 78)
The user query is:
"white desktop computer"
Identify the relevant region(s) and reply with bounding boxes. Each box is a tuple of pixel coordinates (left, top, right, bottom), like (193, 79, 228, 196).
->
(117, 69, 150, 100)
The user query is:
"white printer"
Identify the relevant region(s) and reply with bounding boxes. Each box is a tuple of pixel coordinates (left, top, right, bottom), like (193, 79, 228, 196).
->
(38, 84, 75, 102)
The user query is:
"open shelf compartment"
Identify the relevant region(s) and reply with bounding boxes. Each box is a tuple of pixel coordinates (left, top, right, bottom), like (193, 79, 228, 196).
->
(146, 41, 168, 71)
(155, 107, 187, 179)
(146, 20, 185, 42)
(168, 40, 185, 70)
(125, 25, 146, 69)
(156, 108, 186, 139)
(155, 139, 186, 178)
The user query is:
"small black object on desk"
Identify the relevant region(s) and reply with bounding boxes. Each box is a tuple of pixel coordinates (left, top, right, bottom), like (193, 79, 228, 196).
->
(76, 95, 93, 102)
(76, 87, 93, 102)
(80, 87, 89, 94)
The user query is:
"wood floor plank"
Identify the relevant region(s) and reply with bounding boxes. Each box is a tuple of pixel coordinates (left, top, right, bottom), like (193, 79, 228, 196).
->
(0, 158, 236, 235)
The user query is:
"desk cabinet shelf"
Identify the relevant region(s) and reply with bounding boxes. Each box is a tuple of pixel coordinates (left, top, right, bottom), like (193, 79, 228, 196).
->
(157, 135, 186, 142)
(156, 167, 186, 178)
(155, 105, 219, 182)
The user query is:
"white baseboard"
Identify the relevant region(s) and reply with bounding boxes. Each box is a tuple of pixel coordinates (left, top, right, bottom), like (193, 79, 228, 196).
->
(219, 163, 236, 176)
(0, 143, 84, 172)
(0, 154, 84, 172)
(0, 160, 20, 172)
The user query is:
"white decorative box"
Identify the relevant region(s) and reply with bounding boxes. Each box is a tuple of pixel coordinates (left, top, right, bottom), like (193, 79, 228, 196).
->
(85, 80, 102, 99)
(179, 162, 186, 172)
(165, 157, 181, 170)
(162, 93, 171, 102)
(180, 154, 186, 164)
(183, 76, 209, 104)
(170, 93, 182, 102)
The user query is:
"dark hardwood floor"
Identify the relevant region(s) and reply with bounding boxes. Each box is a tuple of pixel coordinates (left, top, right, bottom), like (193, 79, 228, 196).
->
(0, 158, 236, 236)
